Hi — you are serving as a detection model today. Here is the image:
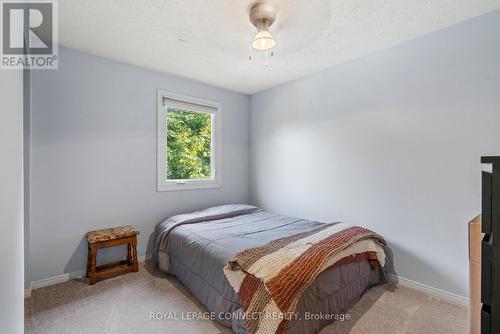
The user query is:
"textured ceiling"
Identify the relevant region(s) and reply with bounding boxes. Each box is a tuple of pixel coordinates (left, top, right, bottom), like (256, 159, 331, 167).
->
(59, 0, 500, 94)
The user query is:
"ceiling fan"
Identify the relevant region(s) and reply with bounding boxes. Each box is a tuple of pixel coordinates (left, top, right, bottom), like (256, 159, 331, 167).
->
(248, 1, 277, 66)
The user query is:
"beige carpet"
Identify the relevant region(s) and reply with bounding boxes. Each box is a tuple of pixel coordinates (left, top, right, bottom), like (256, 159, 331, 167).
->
(25, 262, 468, 334)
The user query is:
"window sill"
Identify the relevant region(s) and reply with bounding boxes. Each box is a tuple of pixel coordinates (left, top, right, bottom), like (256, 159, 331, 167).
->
(157, 181, 221, 192)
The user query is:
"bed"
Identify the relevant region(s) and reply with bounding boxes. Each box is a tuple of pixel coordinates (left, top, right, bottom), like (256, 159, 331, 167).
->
(154, 204, 386, 334)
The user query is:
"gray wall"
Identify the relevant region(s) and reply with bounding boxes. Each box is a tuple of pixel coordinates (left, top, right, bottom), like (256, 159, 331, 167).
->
(30, 47, 251, 283)
(0, 69, 25, 333)
(250, 10, 500, 298)
(24, 68, 32, 290)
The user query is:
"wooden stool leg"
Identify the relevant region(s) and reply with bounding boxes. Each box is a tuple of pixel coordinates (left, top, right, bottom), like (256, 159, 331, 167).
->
(87, 244, 92, 277)
(127, 242, 132, 266)
(132, 237, 139, 272)
(88, 243, 97, 285)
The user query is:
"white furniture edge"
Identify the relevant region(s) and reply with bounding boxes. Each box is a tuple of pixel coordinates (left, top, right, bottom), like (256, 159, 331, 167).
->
(25, 254, 153, 298)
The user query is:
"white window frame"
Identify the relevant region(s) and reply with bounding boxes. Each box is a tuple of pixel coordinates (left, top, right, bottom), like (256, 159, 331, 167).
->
(157, 89, 221, 192)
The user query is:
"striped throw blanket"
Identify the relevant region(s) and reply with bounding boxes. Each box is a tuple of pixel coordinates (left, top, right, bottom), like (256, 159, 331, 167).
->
(223, 223, 386, 334)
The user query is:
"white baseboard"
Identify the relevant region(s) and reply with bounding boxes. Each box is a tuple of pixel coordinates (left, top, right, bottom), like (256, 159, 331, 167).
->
(387, 273, 469, 306)
(25, 254, 152, 297)
(25, 256, 468, 307)
(139, 254, 152, 263)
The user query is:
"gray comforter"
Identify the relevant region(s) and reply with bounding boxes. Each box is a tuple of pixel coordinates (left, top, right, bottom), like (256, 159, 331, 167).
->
(155, 205, 385, 334)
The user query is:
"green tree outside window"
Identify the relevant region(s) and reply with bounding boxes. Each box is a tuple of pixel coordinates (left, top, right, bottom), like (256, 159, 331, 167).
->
(166, 107, 212, 180)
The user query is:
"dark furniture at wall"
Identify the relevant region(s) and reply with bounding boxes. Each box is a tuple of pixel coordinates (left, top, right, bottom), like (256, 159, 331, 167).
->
(481, 156, 500, 334)
(86, 225, 139, 285)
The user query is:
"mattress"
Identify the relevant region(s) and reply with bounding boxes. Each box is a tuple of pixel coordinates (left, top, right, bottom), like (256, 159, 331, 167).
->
(155, 205, 385, 334)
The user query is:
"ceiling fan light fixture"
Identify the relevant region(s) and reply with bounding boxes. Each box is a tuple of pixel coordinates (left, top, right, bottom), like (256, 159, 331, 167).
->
(249, 1, 277, 53)
(252, 29, 276, 51)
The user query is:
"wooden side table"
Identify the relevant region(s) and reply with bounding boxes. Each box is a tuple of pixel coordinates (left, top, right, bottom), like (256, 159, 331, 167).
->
(86, 225, 139, 285)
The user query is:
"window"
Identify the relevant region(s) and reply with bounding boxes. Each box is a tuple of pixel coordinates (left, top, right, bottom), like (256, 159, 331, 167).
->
(157, 90, 221, 191)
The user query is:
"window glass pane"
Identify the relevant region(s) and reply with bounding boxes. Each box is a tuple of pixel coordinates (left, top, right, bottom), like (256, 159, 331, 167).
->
(166, 107, 212, 180)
